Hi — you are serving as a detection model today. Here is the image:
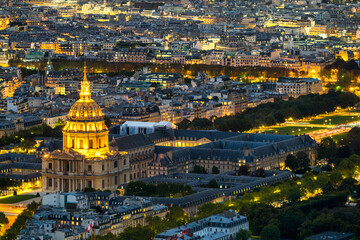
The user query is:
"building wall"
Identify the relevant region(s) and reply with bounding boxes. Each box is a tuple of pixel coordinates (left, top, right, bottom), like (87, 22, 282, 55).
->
(42, 153, 130, 192)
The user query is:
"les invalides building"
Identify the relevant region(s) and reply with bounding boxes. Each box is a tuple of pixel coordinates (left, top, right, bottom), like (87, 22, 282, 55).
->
(42, 67, 129, 192)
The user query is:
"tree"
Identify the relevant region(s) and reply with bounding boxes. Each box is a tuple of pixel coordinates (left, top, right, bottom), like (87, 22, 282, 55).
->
(104, 116, 112, 128)
(340, 177, 357, 192)
(208, 179, 219, 188)
(176, 119, 191, 129)
(253, 168, 266, 177)
(278, 209, 305, 239)
(192, 165, 207, 174)
(341, 127, 360, 154)
(285, 154, 298, 172)
(236, 229, 251, 240)
(246, 204, 275, 235)
(285, 152, 310, 173)
(335, 146, 351, 159)
(54, 118, 65, 127)
(125, 181, 148, 196)
(238, 165, 250, 176)
(118, 226, 154, 240)
(1, 201, 40, 240)
(190, 118, 213, 130)
(296, 151, 311, 173)
(329, 171, 343, 189)
(260, 225, 281, 240)
(19, 138, 36, 153)
(317, 137, 336, 160)
(287, 187, 301, 203)
(0, 211, 9, 225)
(166, 206, 189, 227)
(212, 166, 220, 174)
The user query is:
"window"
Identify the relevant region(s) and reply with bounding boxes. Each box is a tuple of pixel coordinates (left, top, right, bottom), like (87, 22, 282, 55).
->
(89, 139, 93, 149)
(99, 139, 102, 147)
(48, 163, 52, 169)
(72, 139, 75, 148)
(114, 161, 118, 168)
(102, 180, 105, 189)
(67, 163, 70, 171)
(123, 159, 126, 166)
(88, 181, 92, 188)
(88, 165, 92, 171)
(79, 140, 83, 149)
(48, 178, 52, 187)
(124, 174, 126, 183)
(114, 176, 118, 185)
(102, 165, 104, 171)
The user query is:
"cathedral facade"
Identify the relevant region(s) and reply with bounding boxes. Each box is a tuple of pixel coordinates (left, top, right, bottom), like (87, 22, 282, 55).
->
(42, 66, 130, 192)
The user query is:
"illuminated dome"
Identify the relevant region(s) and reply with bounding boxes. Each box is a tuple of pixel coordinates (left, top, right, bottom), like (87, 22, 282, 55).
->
(67, 99, 104, 121)
(62, 65, 109, 158)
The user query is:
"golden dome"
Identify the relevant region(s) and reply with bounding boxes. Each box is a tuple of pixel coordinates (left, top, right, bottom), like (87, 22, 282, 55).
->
(62, 64, 110, 158)
(68, 99, 104, 122)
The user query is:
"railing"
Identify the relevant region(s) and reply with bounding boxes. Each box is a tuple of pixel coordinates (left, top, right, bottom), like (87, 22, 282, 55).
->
(85, 171, 94, 176)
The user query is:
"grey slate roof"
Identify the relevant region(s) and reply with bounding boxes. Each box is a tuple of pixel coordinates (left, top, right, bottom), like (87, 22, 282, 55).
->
(110, 133, 153, 151)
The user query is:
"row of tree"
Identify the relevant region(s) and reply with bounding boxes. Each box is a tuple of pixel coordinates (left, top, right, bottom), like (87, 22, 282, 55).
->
(0, 178, 21, 192)
(177, 91, 359, 132)
(1, 201, 40, 240)
(96, 206, 189, 240)
(0, 123, 64, 149)
(321, 58, 360, 89)
(10, 59, 294, 79)
(125, 181, 194, 198)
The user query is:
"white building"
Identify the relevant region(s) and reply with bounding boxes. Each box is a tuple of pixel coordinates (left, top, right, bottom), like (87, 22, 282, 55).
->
(120, 121, 175, 136)
(43, 192, 87, 209)
(45, 114, 67, 127)
(154, 210, 249, 240)
(276, 77, 322, 98)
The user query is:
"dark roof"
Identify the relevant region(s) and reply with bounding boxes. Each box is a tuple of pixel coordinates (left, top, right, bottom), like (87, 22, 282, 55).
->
(174, 129, 238, 141)
(307, 232, 355, 240)
(36, 139, 63, 152)
(0, 162, 41, 170)
(2, 172, 41, 181)
(110, 133, 153, 151)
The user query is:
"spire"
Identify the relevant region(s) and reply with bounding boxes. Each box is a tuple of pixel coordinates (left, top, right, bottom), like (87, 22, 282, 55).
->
(45, 55, 54, 76)
(80, 63, 91, 100)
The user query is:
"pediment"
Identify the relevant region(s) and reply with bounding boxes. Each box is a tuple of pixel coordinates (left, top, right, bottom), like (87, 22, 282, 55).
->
(50, 149, 84, 159)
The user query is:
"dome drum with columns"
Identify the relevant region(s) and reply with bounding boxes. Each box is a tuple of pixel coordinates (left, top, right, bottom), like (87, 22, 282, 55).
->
(62, 65, 109, 158)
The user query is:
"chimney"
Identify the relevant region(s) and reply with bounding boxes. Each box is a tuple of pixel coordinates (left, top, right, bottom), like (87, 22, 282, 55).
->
(158, 153, 165, 160)
(243, 146, 248, 157)
(167, 150, 173, 160)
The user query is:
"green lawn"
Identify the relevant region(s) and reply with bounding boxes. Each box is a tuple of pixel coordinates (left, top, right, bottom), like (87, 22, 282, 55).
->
(329, 132, 349, 143)
(309, 115, 360, 126)
(0, 194, 37, 204)
(262, 126, 326, 135)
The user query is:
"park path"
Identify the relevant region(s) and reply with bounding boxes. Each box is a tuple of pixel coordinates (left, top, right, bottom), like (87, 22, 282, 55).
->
(0, 189, 43, 234)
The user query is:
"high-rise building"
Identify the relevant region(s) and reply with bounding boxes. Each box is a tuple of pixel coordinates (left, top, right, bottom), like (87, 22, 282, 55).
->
(42, 66, 129, 192)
